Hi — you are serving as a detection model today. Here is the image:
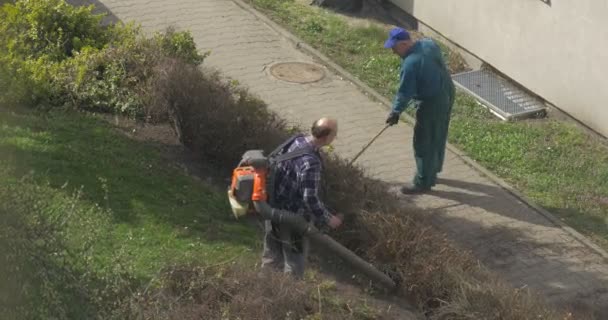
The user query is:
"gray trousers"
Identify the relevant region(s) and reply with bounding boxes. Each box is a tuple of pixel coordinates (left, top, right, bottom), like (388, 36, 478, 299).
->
(261, 220, 310, 278)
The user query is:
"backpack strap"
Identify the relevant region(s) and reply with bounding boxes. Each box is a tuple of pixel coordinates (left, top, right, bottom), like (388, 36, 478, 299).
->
(268, 134, 303, 158)
(273, 145, 316, 163)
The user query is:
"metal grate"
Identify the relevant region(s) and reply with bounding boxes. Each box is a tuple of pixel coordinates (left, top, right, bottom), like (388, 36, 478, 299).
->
(452, 69, 546, 120)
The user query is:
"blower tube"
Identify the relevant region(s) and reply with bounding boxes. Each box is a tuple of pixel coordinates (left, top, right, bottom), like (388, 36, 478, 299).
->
(253, 201, 397, 290)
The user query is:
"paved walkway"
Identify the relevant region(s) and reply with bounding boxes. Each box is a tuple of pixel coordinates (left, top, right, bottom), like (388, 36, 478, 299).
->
(72, 0, 608, 315)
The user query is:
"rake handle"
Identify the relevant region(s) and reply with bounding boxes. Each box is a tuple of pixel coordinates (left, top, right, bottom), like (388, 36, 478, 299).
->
(349, 124, 390, 166)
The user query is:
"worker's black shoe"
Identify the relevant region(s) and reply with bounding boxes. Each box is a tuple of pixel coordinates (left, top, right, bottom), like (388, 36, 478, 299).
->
(400, 183, 430, 194)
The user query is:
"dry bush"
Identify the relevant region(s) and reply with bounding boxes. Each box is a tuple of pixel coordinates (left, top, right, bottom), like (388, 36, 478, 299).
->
(148, 58, 583, 319)
(336, 129, 569, 316)
(146, 58, 289, 169)
(322, 157, 579, 319)
(125, 264, 391, 320)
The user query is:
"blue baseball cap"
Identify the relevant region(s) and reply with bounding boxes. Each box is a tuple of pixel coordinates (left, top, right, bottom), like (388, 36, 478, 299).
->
(383, 27, 410, 49)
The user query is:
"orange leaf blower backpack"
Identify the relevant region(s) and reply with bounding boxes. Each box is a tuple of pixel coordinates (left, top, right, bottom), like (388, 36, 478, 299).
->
(228, 134, 313, 219)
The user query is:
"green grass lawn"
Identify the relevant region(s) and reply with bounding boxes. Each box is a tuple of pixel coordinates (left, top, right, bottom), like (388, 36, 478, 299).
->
(0, 108, 257, 281)
(0, 107, 394, 319)
(247, 0, 608, 247)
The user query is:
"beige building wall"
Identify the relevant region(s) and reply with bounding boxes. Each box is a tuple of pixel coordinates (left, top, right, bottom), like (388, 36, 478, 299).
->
(391, 0, 608, 136)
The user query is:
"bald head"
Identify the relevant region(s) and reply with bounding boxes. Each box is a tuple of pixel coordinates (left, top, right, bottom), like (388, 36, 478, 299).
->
(311, 117, 338, 146)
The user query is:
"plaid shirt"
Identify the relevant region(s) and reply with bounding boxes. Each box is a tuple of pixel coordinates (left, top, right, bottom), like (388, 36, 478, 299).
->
(272, 135, 332, 224)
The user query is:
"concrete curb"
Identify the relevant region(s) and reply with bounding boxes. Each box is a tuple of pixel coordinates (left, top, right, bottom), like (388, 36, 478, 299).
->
(230, 0, 608, 262)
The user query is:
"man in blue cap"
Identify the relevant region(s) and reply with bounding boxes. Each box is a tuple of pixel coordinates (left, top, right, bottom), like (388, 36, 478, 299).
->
(383, 27, 455, 194)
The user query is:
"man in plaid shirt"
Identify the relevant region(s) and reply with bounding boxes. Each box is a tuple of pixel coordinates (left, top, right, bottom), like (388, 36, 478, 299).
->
(261, 118, 342, 278)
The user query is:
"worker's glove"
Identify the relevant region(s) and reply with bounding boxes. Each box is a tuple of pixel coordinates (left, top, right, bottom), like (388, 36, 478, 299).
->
(385, 112, 400, 126)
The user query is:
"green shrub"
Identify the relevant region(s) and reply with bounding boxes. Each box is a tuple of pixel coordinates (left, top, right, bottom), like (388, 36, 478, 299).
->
(0, 0, 106, 61)
(62, 46, 141, 115)
(0, 0, 205, 116)
(153, 27, 207, 66)
(58, 25, 205, 117)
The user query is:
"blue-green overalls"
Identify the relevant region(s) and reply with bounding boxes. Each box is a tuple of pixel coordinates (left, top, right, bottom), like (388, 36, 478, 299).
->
(391, 38, 455, 188)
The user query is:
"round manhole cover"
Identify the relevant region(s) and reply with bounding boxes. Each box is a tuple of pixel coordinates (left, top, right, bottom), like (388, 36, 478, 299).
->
(269, 62, 325, 84)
